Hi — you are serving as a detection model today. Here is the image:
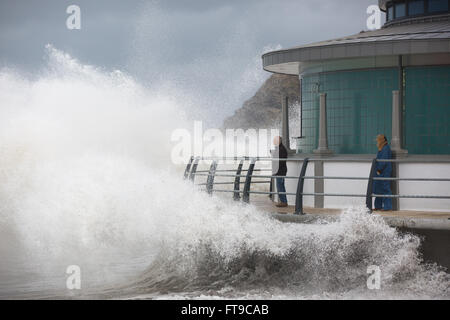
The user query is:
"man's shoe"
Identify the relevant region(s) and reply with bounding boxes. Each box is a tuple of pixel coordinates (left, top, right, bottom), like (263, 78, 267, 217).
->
(276, 202, 288, 208)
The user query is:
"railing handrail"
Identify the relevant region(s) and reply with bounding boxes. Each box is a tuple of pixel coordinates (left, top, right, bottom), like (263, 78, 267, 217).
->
(183, 156, 450, 215)
(195, 156, 450, 164)
(194, 172, 450, 182)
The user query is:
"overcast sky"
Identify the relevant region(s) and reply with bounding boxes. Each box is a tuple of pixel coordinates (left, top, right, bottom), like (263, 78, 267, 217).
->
(0, 0, 383, 124)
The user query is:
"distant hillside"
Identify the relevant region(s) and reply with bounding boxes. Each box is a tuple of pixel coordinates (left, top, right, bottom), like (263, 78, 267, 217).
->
(223, 74, 300, 130)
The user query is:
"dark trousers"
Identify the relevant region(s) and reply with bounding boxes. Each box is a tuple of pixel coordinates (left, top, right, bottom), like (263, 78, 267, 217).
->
(276, 177, 287, 203)
(373, 181, 393, 210)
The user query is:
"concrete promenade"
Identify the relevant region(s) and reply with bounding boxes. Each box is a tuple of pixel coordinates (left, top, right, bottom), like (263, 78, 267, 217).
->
(252, 199, 450, 231)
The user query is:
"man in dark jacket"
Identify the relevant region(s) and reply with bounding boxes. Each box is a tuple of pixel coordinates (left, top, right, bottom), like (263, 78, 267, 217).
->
(271, 136, 288, 207)
(373, 134, 393, 211)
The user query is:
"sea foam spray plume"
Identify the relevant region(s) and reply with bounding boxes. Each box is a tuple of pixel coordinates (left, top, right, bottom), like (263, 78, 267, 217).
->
(0, 46, 448, 299)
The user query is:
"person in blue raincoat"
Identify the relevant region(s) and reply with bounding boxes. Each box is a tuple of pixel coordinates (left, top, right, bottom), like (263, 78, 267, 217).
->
(373, 134, 393, 211)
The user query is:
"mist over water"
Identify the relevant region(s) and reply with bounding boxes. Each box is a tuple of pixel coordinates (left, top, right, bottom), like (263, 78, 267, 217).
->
(129, 1, 275, 127)
(0, 46, 448, 300)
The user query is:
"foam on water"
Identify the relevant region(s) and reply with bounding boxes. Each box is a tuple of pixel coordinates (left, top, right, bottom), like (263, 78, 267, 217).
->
(0, 47, 448, 299)
(125, 204, 449, 300)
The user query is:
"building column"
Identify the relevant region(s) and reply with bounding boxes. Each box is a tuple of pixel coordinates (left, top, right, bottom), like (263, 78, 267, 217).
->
(314, 160, 324, 208)
(391, 90, 407, 211)
(281, 96, 294, 153)
(391, 90, 408, 155)
(313, 93, 333, 155)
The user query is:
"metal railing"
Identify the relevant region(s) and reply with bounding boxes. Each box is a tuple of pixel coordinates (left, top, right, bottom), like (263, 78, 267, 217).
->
(183, 156, 450, 215)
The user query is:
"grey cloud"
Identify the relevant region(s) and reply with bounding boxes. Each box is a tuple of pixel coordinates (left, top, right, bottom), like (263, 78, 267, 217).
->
(0, 0, 381, 123)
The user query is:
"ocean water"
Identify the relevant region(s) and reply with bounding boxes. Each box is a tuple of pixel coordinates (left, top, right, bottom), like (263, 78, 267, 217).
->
(0, 47, 449, 300)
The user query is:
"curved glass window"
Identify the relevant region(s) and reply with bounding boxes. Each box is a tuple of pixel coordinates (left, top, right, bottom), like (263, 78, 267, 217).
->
(387, 5, 394, 20)
(409, 0, 425, 15)
(395, 2, 407, 17)
(385, 0, 450, 24)
(428, 0, 449, 12)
